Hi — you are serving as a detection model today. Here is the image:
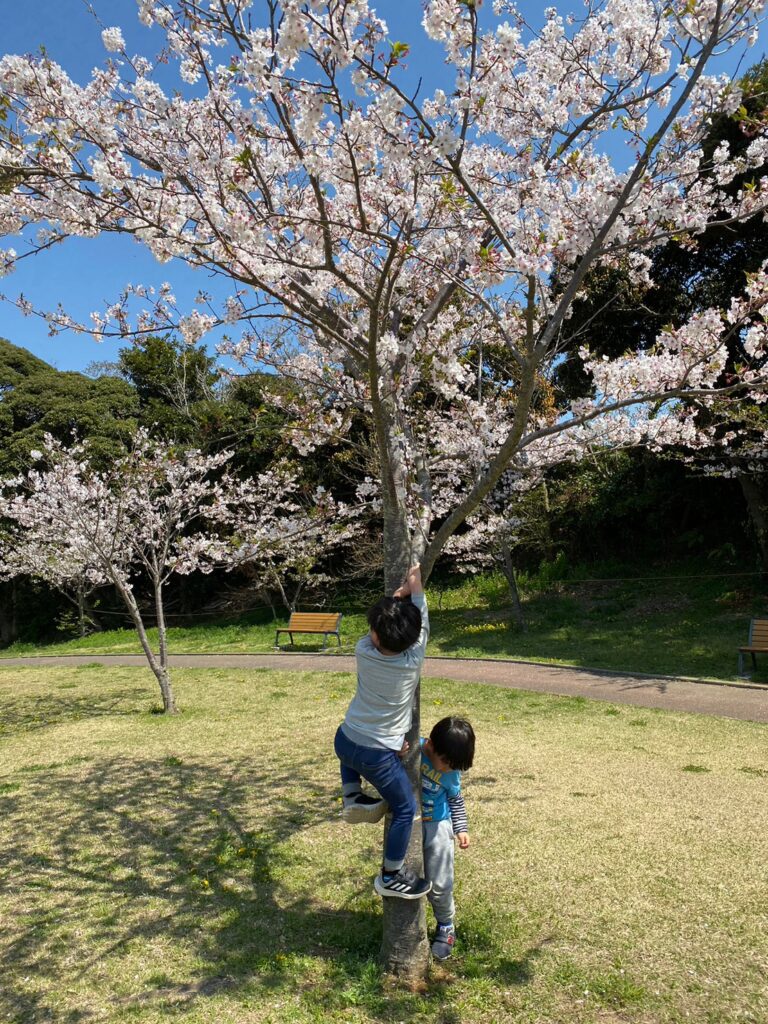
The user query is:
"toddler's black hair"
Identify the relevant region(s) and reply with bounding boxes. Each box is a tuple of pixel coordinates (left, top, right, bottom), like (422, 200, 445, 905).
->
(367, 596, 422, 654)
(430, 716, 475, 771)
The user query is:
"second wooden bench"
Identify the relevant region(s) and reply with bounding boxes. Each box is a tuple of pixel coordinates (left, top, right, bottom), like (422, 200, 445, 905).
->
(275, 611, 343, 650)
(738, 617, 768, 677)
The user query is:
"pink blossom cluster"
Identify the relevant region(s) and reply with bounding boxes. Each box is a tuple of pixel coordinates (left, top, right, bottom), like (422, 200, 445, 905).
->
(0, 431, 359, 594)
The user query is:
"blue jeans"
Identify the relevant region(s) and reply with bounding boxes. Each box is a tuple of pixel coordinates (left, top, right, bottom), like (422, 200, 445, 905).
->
(334, 725, 417, 871)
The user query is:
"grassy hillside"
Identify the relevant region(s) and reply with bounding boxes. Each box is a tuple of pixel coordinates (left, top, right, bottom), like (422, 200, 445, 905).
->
(4, 562, 767, 681)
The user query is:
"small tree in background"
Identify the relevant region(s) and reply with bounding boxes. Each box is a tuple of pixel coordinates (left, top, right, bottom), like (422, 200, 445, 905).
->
(444, 475, 554, 631)
(0, 432, 348, 711)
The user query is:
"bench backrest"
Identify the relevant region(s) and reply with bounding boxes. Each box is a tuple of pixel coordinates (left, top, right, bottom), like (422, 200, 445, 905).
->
(749, 618, 768, 645)
(287, 612, 342, 631)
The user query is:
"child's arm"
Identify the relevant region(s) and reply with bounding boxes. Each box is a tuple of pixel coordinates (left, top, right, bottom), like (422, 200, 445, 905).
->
(447, 793, 470, 849)
(406, 564, 423, 596)
(396, 564, 429, 665)
(392, 564, 423, 599)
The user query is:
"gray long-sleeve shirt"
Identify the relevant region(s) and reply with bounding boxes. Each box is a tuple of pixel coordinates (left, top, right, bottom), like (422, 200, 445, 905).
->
(341, 592, 429, 751)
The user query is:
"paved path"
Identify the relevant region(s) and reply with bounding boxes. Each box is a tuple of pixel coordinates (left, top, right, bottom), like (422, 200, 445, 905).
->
(4, 653, 767, 723)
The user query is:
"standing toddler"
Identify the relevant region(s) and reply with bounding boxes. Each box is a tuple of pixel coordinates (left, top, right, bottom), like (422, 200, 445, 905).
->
(421, 716, 475, 959)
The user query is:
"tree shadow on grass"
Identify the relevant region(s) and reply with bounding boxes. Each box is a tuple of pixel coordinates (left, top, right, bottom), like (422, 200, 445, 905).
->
(0, 686, 150, 736)
(1, 751, 368, 1020)
(0, 749, 528, 1023)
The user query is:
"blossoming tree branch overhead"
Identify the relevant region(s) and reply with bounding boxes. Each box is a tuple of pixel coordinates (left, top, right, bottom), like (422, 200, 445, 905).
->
(1, 0, 768, 588)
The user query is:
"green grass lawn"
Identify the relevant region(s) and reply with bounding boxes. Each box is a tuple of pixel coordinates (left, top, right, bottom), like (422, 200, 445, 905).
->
(4, 566, 768, 682)
(1, 664, 766, 1023)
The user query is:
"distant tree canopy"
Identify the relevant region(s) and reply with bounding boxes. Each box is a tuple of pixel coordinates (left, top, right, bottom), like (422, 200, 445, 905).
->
(0, 338, 138, 474)
(0, 333, 294, 477)
(111, 335, 291, 475)
(117, 335, 217, 404)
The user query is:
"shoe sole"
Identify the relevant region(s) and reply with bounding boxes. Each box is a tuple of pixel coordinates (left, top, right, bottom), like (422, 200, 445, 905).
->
(373, 877, 432, 900)
(342, 802, 388, 824)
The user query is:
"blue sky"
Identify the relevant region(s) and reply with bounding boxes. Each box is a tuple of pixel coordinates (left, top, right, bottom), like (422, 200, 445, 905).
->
(0, 1, 765, 373)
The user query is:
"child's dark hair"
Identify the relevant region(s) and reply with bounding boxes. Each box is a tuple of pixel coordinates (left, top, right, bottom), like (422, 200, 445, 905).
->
(430, 716, 475, 771)
(367, 596, 422, 654)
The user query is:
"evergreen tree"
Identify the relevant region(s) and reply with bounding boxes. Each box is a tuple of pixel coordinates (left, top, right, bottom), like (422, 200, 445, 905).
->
(0, 338, 138, 474)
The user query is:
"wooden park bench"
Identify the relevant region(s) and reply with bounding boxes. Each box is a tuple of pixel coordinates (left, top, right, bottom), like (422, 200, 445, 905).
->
(275, 611, 343, 650)
(738, 618, 768, 677)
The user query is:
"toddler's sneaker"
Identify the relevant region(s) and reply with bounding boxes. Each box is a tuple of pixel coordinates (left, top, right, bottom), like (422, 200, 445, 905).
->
(431, 923, 456, 960)
(374, 867, 432, 900)
(341, 793, 388, 824)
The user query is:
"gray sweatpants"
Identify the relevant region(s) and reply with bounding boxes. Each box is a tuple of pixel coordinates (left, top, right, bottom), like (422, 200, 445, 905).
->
(423, 818, 455, 924)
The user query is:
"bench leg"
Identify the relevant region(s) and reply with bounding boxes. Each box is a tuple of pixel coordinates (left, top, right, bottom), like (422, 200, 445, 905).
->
(289, 632, 294, 647)
(337, 633, 341, 647)
(322, 634, 327, 650)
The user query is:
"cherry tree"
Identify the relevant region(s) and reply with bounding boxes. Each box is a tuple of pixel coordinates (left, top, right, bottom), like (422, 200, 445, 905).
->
(0, 431, 349, 712)
(2, 0, 768, 977)
(233, 471, 362, 613)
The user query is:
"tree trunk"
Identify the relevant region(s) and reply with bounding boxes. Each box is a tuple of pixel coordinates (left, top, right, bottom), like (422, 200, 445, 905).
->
(540, 481, 555, 563)
(500, 540, 527, 632)
(77, 583, 86, 637)
(154, 579, 169, 676)
(275, 576, 292, 614)
(383, 506, 414, 591)
(737, 470, 768, 572)
(379, 510, 430, 979)
(115, 577, 178, 714)
(263, 591, 279, 621)
(379, 685, 430, 982)
(289, 582, 303, 613)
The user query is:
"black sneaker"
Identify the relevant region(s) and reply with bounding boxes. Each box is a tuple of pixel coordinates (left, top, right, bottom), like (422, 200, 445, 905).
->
(374, 868, 432, 900)
(431, 923, 455, 960)
(341, 793, 388, 824)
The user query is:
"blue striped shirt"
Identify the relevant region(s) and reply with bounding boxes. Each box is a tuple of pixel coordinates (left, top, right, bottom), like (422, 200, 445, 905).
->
(420, 738, 468, 833)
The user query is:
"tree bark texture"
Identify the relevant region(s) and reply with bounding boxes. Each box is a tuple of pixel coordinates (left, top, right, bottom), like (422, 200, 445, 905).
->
(737, 471, 768, 572)
(382, 496, 413, 593)
(500, 540, 527, 632)
(378, 683, 430, 982)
